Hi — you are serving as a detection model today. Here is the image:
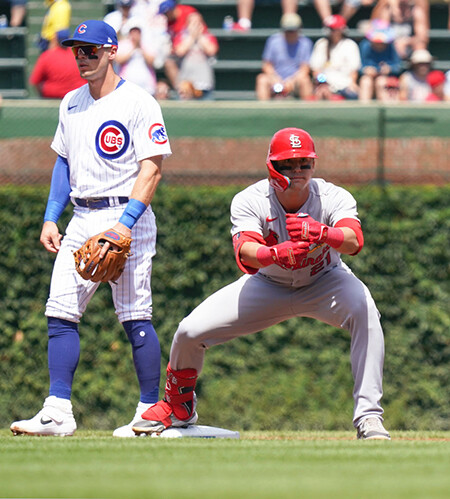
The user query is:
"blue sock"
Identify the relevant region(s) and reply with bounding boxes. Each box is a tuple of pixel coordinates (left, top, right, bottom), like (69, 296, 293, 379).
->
(48, 317, 80, 400)
(122, 320, 161, 404)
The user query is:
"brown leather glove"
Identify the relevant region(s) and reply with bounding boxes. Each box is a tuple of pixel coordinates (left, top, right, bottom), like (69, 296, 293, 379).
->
(73, 229, 132, 283)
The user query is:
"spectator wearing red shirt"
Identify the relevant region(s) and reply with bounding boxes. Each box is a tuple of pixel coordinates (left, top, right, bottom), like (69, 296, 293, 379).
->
(159, 0, 198, 38)
(158, 0, 202, 90)
(29, 29, 85, 98)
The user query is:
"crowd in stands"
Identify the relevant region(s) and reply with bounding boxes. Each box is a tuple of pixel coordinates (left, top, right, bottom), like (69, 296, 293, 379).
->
(1, 0, 449, 101)
(256, 1, 450, 102)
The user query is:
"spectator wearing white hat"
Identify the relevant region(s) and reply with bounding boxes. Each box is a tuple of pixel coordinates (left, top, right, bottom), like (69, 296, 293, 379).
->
(398, 48, 433, 101)
(255, 13, 313, 100)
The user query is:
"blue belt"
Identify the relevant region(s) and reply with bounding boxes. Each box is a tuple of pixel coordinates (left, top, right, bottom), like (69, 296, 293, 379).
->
(73, 197, 129, 209)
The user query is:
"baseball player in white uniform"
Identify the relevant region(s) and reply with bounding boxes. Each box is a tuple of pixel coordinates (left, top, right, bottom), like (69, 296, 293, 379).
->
(132, 127, 390, 440)
(10, 20, 171, 437)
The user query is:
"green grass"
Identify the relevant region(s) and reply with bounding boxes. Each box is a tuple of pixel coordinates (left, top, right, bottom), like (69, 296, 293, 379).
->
(0, 430, 449, 498)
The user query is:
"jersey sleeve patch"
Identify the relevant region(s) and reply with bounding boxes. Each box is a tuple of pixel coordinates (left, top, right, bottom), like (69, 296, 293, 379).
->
(149, 123, 168, 144)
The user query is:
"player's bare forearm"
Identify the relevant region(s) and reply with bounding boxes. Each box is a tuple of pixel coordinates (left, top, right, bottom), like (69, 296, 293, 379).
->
(108, 156, 163, 247)
(336, 227, 360, 255)
(130, 156, 163, 206)
(40, 221, 62, 253)
(239, 241, 264, 269)
(109, 157, 163, 245)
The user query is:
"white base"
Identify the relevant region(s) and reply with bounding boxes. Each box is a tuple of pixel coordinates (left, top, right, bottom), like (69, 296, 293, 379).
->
(151, 425, 240, 439)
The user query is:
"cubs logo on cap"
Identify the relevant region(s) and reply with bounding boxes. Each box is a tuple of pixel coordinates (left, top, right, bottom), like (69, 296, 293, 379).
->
(149, 123, 168, 144)
(61, 19, 118, 47)
(95, 120, 130, 159)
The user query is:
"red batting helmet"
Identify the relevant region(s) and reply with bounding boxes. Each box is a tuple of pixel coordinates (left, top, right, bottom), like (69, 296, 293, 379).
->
(266, 128, 317, 191)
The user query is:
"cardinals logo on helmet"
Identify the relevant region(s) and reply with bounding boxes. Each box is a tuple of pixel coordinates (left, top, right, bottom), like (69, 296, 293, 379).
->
(289, 134, 302, 148)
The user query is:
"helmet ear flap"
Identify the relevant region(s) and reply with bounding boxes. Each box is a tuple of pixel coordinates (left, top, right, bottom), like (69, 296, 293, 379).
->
(266, 159, 290, 192)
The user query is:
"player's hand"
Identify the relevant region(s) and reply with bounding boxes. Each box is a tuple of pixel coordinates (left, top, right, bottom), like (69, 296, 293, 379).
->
(98, 222, 132, 260)
(40, 221, 62, 253)
(286, 213, 328, 244)
(256, 240, 310, 270)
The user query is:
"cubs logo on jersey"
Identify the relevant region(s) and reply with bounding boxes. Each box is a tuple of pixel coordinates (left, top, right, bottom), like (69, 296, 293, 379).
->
(95, 120, 130, 159)
(149, 123, 168, 144)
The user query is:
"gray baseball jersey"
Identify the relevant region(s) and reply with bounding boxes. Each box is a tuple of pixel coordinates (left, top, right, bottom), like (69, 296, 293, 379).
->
(169, 177, 386, 427)
(230, 178, 359, 287)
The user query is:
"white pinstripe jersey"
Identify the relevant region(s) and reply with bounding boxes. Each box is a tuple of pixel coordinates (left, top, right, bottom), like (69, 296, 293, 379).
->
(230, 178, 360, 287)
(51, 80, 172, 199)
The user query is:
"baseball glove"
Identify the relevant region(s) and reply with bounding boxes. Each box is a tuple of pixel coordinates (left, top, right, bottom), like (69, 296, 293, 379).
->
(73, 229, 132, 283)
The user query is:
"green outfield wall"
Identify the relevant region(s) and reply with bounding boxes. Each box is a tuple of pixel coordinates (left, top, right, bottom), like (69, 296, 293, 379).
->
(1, 101, 449, 186)
(1, 100, 450, 139)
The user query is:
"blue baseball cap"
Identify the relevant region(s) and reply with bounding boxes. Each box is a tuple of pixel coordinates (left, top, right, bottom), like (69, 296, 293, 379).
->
(61, 20, 118, 47)
(158, 0, 176, 15)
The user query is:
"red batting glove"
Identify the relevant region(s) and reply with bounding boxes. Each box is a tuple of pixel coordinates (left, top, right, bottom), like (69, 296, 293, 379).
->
(286, 213, 344, 249)
(256, 240, 310, 270)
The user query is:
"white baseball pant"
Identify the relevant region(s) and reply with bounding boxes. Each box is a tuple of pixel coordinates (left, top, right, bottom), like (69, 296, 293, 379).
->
(45, 205, 157, 323)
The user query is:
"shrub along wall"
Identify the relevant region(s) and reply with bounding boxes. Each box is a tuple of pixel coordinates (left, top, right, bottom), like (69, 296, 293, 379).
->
(0, 184, 448, 432)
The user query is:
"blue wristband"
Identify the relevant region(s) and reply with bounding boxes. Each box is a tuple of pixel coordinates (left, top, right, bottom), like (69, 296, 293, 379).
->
(119, 198, 147, 229)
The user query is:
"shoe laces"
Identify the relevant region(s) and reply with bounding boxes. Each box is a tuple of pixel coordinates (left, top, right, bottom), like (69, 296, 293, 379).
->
(361, 417, 385, 433)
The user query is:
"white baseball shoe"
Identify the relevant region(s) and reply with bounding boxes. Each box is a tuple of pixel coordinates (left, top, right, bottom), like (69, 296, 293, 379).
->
(112, 401, 155, 437)
(357, 417, 391, 440)
(10, 396, 77, 436)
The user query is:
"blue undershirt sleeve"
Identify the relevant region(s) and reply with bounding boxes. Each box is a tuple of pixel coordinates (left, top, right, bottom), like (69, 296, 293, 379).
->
(43, 155, 71, 223)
